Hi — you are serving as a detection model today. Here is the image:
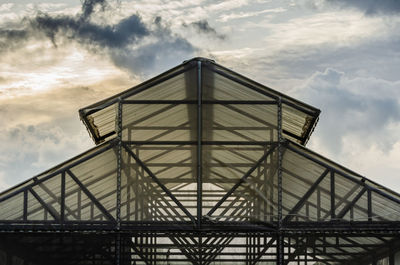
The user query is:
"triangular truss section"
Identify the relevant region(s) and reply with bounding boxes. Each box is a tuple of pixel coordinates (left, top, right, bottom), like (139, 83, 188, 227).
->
(1, 57, 400, 265)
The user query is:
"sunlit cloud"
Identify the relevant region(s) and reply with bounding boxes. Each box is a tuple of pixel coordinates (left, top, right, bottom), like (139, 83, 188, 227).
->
(218, 8, 286, 22)
(0, 0, 399, 194)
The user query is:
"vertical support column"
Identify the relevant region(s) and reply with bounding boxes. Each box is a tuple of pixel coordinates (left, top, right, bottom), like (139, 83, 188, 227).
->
(61, 171, 65, 223)
(197, 60, 203, 229)
(367, 189, 372, 222)
(389, 253, 395, 265)
(317, 188, 321, 220)
(330, 171, 335, 220)
(394, 251, 400, 265)
(117, 99, 122, 227)
(277, 97, 284, 265)
(23, 189, 28, 221)
(116, 99, 123, 265)
(77, 190, 81, 220)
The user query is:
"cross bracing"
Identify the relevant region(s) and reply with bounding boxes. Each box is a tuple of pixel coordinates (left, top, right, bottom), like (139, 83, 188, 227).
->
(0, 57, 399, 265)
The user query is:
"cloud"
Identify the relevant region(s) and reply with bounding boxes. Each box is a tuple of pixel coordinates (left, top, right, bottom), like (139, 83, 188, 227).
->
(0, 77, 136, 191)
(31, 13, 149, 48)
(81, 0, 107, 21)
(0, 28, 30, 53)
(0, 0, 195, 77)
(218, 8, 286, 22)
(0, 3, 14, 13)
(289, 68, 400, 188)
(210, 10, 400, 87)
(207, 0, 249, 12)
(308, 0, 400, 15)
(296, 68, 400, 154)
(109, 33, 195, 74)
(184, 20, 226, 40)
(0, 123, 93, 190)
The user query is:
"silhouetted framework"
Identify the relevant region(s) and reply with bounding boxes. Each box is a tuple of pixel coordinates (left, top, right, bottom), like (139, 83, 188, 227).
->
(1, 58, 400, 265)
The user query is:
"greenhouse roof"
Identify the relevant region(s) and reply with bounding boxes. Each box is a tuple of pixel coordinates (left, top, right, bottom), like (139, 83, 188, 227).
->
(79, 57, 320, 145)
(1, 57, 399, 265)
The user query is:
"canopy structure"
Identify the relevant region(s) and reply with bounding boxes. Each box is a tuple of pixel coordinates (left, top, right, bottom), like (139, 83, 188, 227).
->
(1, 57, 400, 265)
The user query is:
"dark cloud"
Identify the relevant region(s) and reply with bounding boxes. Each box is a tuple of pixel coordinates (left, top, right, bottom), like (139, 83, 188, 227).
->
(110, 35, 195, 75)
(0, 28, 30, 52)
(0, 0, 108, 52)
(325, 0, 400, 15)
(81, 0, 107, 21)
(184, 20, 226, 40)
(31, 13, 149, 48)
(0, 0, 195, 76)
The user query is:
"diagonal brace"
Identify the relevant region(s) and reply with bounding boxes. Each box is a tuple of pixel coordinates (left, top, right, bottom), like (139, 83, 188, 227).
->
(250, 237, 276, 265)
(336, 187, 367, 219)
(29, 188, 60, 221)
(283, 168, 330, 223)
(122, 142, 196, 224)
(67, 169, 116, 222)
(207, 143, 278, 217)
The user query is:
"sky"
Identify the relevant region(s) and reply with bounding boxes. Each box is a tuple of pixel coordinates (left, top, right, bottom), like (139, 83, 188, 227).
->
(0, 0, 400, 193)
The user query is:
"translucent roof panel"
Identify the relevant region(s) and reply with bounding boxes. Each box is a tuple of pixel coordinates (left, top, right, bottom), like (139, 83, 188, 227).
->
(282, 141, 400, 222)
(202, 65, 275, 101)
(3, 58, 400, 265)
(202, 103, 278, 142)
(79, 60, 197, 144)
(203, 143, 278, 223)
(121, 144, 196, 222)
(202, 59, 320, 144)
(79, 57, 320, 145)
(0, 142, 118, 222)
(122, 103, 197, 142)
(0, 141, 113, 204)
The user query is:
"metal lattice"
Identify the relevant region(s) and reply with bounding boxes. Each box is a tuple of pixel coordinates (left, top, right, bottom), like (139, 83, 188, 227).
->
(1, 58, 400, 265)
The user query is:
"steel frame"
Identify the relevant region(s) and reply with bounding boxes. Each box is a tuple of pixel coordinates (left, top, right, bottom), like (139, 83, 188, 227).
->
(1, 58, 400, 265)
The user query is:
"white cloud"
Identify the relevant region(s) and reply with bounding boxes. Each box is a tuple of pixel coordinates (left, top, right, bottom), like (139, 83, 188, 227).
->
(0, 76, 136, 192)
(218, 8, 286, 22)
(25, 3, 67, 13)
(207, 0, 249, 12)
(295, 68, 400, 190)
(263, 11, 398, 51)
(0, 171, 7, 191)
(0, 38, 136, 97)
(0, 3, 14, 12)
(0, 123, 93, 190)
(0, 0, 399, 196)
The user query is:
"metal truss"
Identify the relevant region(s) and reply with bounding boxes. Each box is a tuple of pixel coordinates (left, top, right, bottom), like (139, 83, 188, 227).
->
(1, 58, 400, 265)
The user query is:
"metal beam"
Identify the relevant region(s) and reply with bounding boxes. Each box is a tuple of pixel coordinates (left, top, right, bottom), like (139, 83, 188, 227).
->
(286, 143, 400, 207)
(283, 169, 330, 223)
(121, 99, 277, 105)
(61, 172, 65, 223)
(29, 188, 60, 221)
(336, 187, 367, 219)
(66, 169, 116, 222)
(0, 142, 115, 203)
(368, 189, 373, 221)
(123, 140, 274, 145)
(197, 60, 202, 229)
(206, 143, 277, 217)
(331, 171, 336, 220)
(122, 143, 196, 225)
(250, 237, 276, 265)
(277, 96, 284, 265)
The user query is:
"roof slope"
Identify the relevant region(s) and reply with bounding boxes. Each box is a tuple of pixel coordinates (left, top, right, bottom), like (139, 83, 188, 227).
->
(79, 57, 320, 145)
(1, 57, 399, 265)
